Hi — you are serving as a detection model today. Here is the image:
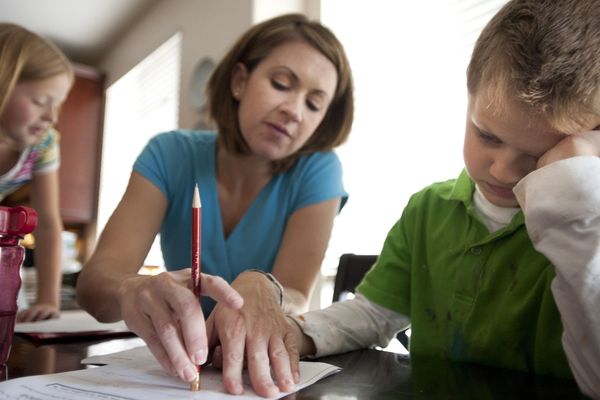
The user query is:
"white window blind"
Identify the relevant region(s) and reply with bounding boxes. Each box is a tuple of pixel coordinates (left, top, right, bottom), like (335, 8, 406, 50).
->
(98, 33, 182, 267)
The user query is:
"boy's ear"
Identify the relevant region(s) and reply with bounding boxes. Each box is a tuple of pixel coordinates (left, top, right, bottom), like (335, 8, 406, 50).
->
(230, 63, 248, 100)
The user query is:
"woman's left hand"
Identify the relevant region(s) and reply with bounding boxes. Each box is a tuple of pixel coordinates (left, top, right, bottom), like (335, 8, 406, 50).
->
(16, 303, 60, 322)
(206, 270, 300, 398)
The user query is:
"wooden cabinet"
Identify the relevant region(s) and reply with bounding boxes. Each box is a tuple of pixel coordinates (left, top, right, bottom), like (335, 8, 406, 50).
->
(55, 64, 105, 260)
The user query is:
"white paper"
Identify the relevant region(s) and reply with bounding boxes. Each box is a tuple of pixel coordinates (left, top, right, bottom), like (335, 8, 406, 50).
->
(0, 345, 341, 399)
(14, 310, 129, 333)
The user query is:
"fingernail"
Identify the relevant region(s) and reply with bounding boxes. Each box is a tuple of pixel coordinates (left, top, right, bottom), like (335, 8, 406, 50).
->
(293, 371, 300, 383)
(183, 365, 197, 382)
(194, 349, 207, 365)
(284, 377, 295, 388)
(232, 381, 243, 394)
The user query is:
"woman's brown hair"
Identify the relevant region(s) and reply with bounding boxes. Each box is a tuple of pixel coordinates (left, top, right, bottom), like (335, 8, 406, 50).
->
(208, 14, 354, 173)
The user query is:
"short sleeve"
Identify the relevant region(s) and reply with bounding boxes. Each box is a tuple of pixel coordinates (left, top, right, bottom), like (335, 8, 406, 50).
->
(33, 128, 60, 175)
(356, 201, 414, 316)
(133, 132, 178, 196)
(289, 151, 348, 213)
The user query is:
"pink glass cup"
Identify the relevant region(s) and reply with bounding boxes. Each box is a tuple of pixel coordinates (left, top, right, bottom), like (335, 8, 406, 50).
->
(0, 206, 37, 365)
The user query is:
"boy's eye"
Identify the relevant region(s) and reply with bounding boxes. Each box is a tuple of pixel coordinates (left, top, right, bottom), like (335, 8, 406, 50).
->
(478, 129, 501, 145)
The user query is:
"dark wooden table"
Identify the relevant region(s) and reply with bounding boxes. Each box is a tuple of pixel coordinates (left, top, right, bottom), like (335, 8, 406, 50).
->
(2, 335, 589, 399)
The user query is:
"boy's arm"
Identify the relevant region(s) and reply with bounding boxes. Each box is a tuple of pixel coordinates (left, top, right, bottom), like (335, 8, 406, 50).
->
(514, 144, 600, 399)
(289, 294, 410, 358)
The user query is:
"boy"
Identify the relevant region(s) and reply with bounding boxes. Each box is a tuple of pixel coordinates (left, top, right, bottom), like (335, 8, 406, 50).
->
(215, 0, 600, 397)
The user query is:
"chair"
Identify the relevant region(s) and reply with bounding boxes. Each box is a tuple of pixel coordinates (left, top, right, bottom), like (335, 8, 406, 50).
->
(332, 253, 409, 350)
(332, 253, 378, 302)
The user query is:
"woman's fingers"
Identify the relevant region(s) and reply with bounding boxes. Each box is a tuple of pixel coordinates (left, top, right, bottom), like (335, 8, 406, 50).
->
(219, 314, 248, 395)
(126, 311, 177, 377)
(120, 272, 200, 382)
(167, 279, 208, 367)
(199, 273, 244, 309)
(284, 327, 301, 383)
(152, 271, 210, 380)
(246, 339, 280, 398)
(267, 335, 296, 393)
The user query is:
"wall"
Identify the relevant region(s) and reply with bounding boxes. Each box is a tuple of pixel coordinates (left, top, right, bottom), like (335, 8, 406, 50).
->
(100, 0, 317, 129)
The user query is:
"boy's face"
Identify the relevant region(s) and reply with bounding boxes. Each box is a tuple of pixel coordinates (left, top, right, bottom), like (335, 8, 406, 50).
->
(463, 89, 566, 208)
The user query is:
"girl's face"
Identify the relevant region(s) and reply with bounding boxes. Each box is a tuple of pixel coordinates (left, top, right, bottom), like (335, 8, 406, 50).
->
(0, 73, 71, 149)
(231, 40, 338, 161)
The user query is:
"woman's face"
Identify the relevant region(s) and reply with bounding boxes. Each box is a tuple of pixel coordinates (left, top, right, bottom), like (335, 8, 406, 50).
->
(231, 40, 338, 161)
(0, 73, 71, 149)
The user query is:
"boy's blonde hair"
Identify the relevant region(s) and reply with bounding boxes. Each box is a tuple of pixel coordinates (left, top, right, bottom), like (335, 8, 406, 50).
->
(467, 0, 600, 134)
(0, 23, 74, 117)
(208, 13, 354, 173)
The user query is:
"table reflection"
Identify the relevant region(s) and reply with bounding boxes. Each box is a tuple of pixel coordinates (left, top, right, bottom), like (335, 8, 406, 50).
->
(5, 335, 143, 381)
(5, 336, 589, 399)
(287, 350, 588, 400)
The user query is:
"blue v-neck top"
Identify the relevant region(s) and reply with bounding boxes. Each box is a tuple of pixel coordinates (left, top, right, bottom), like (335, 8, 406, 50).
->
(133, 130, 348, 313)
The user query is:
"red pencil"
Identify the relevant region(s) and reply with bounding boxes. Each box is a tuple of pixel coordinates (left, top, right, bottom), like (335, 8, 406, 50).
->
(191, 184, 202, 391)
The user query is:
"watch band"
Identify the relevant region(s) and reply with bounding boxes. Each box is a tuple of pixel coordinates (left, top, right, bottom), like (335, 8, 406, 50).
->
(246, 269, 284, 307)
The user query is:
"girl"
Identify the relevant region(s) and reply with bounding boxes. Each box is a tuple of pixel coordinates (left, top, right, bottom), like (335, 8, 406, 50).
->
(0, 23, 73, 322)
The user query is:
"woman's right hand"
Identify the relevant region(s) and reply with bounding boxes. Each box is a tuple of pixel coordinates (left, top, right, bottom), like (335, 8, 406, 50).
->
(118, 269, 244, 384)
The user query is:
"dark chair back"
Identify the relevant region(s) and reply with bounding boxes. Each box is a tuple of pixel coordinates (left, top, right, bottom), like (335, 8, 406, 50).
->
(332, 253, 377, 302)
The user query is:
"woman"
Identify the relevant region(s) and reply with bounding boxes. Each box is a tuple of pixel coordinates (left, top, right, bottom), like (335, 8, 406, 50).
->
(76, 13, 354, 397)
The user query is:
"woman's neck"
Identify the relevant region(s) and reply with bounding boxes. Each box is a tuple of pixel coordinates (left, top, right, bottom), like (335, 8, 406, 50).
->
(216, 146, 274, 237)
(216, 146, 273, 191)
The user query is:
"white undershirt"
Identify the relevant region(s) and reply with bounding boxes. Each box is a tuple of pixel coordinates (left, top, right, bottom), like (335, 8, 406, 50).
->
(472, 185, 520, 233)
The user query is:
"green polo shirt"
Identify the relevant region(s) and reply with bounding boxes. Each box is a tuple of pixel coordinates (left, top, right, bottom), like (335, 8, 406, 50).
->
(357, 170, 571, 378)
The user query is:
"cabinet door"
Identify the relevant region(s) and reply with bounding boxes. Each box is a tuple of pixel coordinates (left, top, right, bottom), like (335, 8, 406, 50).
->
(56, 67, 105, 225)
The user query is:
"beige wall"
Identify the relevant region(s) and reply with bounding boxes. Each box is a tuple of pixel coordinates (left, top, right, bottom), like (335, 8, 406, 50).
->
(100, 0, 318, 129)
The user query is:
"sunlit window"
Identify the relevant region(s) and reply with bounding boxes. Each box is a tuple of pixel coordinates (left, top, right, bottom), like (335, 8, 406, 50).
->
(98, 33, 182, 268)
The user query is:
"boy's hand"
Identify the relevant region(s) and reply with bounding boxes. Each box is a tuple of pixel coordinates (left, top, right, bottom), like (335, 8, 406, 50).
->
(537, 129, 600, 168)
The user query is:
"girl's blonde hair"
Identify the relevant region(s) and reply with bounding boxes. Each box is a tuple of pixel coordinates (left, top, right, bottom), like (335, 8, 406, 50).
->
(0, 23, 74, 117)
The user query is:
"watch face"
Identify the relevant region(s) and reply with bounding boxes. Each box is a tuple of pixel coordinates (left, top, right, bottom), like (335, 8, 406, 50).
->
(190, 57, 215, 109)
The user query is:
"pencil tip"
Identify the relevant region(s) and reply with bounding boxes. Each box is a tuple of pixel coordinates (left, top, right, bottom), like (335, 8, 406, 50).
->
(190, 373, 200, 391)
(193, 184, 201, 207)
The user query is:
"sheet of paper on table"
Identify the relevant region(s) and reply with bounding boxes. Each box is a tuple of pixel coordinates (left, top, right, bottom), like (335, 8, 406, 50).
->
(14, 309, 130, 341)
(0, 344, 341, 399)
